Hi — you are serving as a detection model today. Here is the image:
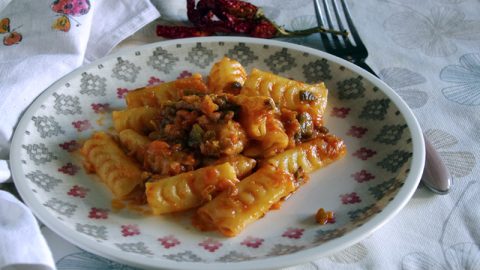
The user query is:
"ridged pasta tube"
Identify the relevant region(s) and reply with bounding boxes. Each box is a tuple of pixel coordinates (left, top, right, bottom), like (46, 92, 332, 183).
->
(233, 95, 289, 157)
(207, 57, 247, 94)
(241, 68, 328, 126)
(112, 107, 161, 134)
(118, 129, 151, 163)
(145, 162, 238, 215)
(81, 132, 144, 198)
(265, 134, 347, 175)
(195, 165, 296, 237)
(125, 73, 208, 108)
(210, 154, 257, 179)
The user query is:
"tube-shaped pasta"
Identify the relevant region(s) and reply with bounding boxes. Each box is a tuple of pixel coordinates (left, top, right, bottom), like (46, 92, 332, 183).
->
(112, 107, 161, 134)
(260, 116, 289, 157)
(233, 95, 274, 138)
(118, 129, 151, 163)
(124, 86, 157, 108)
(81, 132, 144, 198)
(145, 162, 238, 215)
(195, 165, 296, 237)
(265, 134, 347, 175)
(241, 68, 328, 126)
(210, 154, 257, 179)
(125, 73, 208, 108)
(207, 57, 247, 94)
(233, 95, 288, 157)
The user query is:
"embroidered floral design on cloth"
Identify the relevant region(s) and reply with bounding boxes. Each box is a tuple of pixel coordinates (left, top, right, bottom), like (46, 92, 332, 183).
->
(57, 251, 138, 270)
(51, 0, 91, 32)
(379, 67, 428, 109)
(326, 243, 369, 264)
(0, 17, 22, 46)
(401, 182, 480, 270)
(383, 6, 480, 57)
(440, 53, 480, 106)
(424, 129, 476, 178)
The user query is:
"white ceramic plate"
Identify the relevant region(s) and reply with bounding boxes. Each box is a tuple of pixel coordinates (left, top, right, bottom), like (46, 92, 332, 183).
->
(11, 37, 425, 270)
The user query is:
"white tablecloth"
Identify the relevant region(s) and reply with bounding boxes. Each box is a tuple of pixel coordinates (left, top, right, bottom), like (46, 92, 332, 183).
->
(5, 0, 480, 269)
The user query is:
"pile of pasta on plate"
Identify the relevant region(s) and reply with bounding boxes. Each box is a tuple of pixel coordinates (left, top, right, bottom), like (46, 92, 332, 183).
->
(81, 57, 346, 237)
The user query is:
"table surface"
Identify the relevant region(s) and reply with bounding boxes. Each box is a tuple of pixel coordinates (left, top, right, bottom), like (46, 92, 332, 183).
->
(9, 0, 480, 269)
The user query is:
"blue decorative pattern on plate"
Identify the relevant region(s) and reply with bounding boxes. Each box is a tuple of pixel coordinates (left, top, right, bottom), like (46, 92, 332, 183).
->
(10, 37, 424, 270)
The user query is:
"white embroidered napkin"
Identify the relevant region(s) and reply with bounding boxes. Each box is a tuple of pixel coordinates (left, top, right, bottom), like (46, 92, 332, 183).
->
(0, 190, 55, 270)
(0, 0, 160, 269)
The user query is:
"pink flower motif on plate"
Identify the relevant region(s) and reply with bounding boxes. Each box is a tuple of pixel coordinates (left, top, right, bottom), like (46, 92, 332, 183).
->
(347, 126, 368, 138)
(353, 147, 377, 160)
(117, 88, 129, 99)
(177, 70, 192, 79)
(340, 192, 362, 204)
(91, 103, 110, 114)
(121, 224, 140, 237)
(72, 120, 91, 132)
(88, 207, 108, 219)
(282, 228, 305, 239)
(148, 76, 164, 86)
(59, 140, 80, 152)
(241, 236, 264, 248)
(158, 235, 180, 249)
(67, 185, 89, 198)
(199, 238, 222, 252)
(351, 170, 375, 183)
(331, 107, 351, 118)
(58, 162, 79, 175)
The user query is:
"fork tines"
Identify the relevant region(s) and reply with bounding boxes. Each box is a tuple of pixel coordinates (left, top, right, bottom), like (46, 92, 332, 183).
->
(313, 0, 368, 63)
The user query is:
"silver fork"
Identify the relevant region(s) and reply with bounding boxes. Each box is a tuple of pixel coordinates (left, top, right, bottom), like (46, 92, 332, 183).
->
(313, 0, 452, 194)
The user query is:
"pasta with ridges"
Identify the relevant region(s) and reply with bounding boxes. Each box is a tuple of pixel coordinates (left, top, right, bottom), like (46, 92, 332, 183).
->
(145, 162, 238, 214)
(79, 57, 346, 237)
(81, 132, 144, 198)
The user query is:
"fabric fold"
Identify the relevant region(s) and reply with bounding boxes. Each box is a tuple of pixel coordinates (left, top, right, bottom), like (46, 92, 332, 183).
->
(0, 1, 161, 269)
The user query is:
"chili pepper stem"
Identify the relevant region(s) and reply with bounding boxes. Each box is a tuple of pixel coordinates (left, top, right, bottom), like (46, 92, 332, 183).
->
(255, 9, 348, 38)
(279, 26, 348, 37)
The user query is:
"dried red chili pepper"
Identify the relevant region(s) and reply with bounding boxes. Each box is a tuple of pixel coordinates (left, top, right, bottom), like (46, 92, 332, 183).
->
(218, 11, 253, 33)
(156, 25, 213, 39)
(249, 19, 277, 38)
(216, 0, 258, 19)
(157, 0, 348, 39)
(188, 0, 214, 26)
